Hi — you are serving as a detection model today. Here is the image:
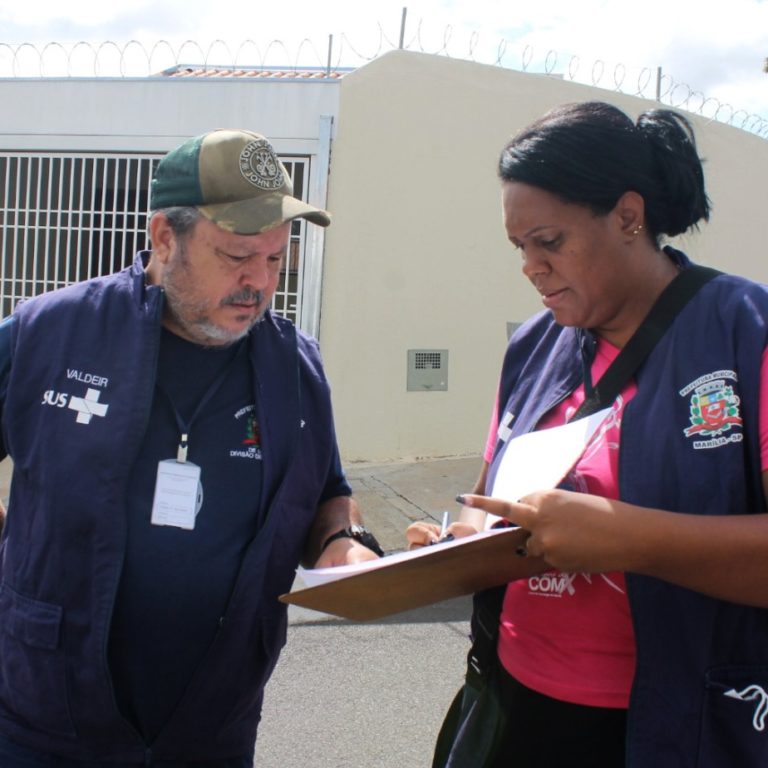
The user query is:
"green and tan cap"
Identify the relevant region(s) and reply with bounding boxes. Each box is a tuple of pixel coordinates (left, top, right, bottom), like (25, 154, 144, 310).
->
(150, 129, 331, 234)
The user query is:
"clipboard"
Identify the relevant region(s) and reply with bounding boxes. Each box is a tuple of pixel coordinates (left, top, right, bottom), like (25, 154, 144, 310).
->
(279, 527, 545, 621)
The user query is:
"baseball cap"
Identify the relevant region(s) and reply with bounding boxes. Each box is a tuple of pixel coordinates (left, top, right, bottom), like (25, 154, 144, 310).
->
(150, 129, 331, 234)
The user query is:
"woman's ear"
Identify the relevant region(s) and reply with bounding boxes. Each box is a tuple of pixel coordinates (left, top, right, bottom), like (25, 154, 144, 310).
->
(613, 190, 646, 240)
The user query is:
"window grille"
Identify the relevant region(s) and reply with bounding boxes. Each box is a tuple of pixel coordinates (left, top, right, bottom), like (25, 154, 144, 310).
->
(0, 152, 312, 326)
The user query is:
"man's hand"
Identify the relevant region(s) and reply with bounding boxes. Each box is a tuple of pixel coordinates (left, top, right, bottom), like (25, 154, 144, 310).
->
(313, 537, 380, 568)
(303, 495, 382, 568)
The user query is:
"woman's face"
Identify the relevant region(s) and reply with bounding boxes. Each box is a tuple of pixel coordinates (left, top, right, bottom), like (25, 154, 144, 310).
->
(502, 181, 638, 341)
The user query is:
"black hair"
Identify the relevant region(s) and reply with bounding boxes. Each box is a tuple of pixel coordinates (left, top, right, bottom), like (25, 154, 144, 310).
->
(498, 101, 710, 243)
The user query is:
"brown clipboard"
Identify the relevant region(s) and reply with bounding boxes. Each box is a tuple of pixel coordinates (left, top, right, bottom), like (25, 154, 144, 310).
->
(279, 527, 546, 621)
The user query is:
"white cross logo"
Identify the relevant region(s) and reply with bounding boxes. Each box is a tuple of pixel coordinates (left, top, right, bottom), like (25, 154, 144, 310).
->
(68, 388, 109, 425)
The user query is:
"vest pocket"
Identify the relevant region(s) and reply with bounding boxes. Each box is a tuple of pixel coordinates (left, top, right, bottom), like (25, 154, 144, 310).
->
(0, 584, 75, 737)
(215, 611, 287, 743)
(698, 666, 768, 766)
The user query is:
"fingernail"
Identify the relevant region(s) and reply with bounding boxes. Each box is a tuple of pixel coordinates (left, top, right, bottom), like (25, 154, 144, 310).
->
(455, 494, 467, 504)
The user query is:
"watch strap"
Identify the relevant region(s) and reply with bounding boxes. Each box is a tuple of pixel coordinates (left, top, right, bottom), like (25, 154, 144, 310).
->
(321, 525, 384, 557)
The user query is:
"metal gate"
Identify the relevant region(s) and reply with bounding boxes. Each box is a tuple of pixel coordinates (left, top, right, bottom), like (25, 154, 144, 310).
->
(0, 151, 315, 326)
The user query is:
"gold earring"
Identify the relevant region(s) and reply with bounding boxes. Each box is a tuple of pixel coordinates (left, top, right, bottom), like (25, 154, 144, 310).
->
(632, 224, 644, 236)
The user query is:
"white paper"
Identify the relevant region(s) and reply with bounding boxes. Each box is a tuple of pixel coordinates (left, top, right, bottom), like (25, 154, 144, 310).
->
(486, 407, 611, 527)
(298, 527, 519, 588)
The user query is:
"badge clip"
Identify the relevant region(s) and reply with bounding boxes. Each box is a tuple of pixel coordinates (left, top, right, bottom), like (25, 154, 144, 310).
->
(177, 433, 189, 463)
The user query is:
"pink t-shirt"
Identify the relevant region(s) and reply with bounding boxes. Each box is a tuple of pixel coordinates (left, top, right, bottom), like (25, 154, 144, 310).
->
(484, 342, 768, 708)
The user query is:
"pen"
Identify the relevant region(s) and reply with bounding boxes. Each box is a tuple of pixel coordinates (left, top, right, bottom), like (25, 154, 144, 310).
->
(428, 511, 454, 546)
(439, 510, 449, 539)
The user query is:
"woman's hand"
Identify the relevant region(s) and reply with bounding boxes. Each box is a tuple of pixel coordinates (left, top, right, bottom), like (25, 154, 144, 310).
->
(456, 476, 768, 608)
(458, 489, 631, 573)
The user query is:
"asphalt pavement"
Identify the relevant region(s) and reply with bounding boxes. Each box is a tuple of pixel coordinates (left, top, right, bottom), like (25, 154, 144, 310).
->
(254, 456, 482, 768)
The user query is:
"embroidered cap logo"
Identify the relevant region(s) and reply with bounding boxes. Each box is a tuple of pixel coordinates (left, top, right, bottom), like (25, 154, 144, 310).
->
(238, 139, 284, 191)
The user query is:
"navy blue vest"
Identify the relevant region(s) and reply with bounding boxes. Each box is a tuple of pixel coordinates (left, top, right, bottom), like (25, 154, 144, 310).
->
(0, 253, 350, 761)
(488, 255, 768, 766)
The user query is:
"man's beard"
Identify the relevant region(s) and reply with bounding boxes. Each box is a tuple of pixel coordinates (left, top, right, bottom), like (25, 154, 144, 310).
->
(162, 244, 267, 346)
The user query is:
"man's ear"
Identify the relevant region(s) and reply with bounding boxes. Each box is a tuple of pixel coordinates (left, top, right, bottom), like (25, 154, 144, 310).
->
(613, 190, 646, 240)
(149, 212, 175, 264)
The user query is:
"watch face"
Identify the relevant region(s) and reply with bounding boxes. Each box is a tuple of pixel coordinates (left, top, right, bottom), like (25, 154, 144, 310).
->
(349, 524, 366, 536)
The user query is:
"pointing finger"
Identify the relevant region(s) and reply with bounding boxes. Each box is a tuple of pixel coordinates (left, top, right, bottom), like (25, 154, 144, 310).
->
(456, 493, 537, 529)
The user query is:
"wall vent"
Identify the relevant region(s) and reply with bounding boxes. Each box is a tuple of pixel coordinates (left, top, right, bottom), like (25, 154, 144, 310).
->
(407, 349, 448, 391)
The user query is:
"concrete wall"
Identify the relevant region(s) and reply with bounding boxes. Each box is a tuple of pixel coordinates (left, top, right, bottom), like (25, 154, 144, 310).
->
(321, 50, 768, 463)
(1, 55, 766, 465)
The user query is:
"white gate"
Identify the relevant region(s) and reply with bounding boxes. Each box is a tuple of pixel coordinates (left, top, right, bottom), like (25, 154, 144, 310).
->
(0, 151, 315, 326)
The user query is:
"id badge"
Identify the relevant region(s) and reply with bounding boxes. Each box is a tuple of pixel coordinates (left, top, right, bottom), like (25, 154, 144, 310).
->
(151, 459, 202, 530)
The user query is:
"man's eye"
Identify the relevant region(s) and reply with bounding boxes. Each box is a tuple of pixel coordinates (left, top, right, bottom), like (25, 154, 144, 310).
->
(219, 252, 245, 263)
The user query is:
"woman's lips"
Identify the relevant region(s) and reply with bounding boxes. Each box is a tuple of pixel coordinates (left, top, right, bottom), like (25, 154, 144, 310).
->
(541, 287, 567, 307)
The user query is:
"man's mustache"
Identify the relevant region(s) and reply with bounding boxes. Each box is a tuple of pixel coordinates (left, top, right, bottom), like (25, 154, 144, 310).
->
(221, 289, 265, 307)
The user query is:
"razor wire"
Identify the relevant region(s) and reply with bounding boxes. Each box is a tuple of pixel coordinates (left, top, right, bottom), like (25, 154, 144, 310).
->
(0, 36, 766, 138)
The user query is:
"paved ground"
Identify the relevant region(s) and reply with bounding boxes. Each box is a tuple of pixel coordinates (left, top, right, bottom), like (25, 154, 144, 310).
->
(0, 454, 484, 767)
(254, 456, 481, 768)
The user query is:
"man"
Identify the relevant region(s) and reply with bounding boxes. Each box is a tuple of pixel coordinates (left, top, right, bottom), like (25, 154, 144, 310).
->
(0, 129, 383, 767)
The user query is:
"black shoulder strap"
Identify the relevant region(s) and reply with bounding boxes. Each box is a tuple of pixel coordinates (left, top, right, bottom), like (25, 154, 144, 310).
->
(572, 265, 720, 421)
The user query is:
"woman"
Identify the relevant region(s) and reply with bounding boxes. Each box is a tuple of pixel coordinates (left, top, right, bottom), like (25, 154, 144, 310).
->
(409, 101, 768, 767)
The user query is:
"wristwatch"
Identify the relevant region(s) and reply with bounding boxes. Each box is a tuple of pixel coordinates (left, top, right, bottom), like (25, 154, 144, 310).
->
(321, 524, 384, 557)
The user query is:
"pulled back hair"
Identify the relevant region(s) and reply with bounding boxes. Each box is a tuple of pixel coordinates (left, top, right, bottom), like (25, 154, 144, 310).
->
(498, 101, 710, 243)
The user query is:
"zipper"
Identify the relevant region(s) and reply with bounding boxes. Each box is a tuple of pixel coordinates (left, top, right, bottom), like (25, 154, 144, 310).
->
(100, 282, 165, 749)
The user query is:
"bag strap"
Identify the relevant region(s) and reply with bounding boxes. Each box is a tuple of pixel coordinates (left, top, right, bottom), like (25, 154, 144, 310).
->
(465, 585, 506, 691)
(466, 264, 720, 689)
(571, 265, 720, 421)
(431, 685, 467, 768)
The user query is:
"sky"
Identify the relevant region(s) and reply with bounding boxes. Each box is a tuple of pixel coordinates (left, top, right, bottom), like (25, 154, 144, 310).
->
(2, 0, 768, 122)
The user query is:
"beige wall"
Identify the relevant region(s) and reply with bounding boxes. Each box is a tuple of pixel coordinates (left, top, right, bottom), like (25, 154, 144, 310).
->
(0, 77, 340, 154)
(320, 50, 768, 463)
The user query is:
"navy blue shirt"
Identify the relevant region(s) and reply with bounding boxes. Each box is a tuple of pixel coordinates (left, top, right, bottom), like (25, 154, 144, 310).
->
(108, 328, 264, 741)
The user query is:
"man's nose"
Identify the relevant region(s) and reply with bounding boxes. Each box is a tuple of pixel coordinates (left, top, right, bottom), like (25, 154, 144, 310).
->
(238, 258, 271, 288)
